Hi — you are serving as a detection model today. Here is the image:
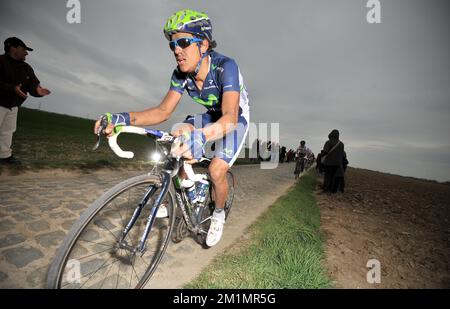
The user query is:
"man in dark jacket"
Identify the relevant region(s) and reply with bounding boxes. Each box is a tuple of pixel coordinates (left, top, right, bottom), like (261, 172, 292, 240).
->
(333, 151, 349, 193)
(321, 129, 345, 193)
(0, 37, 51, 164)
(279, 146, 286, 163)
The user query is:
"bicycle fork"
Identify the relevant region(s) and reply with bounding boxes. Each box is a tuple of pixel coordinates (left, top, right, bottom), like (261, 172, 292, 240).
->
(119, 172, 171, 254)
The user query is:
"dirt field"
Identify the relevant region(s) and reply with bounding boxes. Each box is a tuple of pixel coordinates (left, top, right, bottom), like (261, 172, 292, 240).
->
(2, 164, 448, 288)
(317, 167, 450, 288)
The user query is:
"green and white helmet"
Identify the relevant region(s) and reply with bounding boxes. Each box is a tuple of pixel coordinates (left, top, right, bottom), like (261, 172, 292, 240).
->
(164, 9, 216, 48)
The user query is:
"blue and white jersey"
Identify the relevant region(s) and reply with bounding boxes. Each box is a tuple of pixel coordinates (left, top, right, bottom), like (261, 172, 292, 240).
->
(169, 51, 250, 123)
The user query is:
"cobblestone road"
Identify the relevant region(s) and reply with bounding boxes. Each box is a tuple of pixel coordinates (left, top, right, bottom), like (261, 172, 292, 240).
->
(0, 163, 297, 288)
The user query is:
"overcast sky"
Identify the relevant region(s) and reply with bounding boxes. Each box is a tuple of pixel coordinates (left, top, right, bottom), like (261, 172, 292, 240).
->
(1, 0, 449, 181)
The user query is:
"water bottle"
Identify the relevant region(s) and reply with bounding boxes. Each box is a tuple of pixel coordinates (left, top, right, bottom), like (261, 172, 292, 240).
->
(196, 179, 209, 204)
(182, 179, 198, 204)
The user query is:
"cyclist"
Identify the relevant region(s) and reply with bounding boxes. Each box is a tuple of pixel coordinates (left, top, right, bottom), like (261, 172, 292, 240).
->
(94, 9, 249, 247)
(295, 140, 310, 175)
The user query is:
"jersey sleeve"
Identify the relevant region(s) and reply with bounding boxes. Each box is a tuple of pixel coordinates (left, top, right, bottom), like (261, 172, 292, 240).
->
(169, 69, 186, 94)
(219, 59, 241, 93)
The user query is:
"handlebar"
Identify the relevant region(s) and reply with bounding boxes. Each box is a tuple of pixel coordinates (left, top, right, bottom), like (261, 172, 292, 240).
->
(93, 122, 209, 182)
(107, 126, 175, 159)
(92, 115, 175, 159)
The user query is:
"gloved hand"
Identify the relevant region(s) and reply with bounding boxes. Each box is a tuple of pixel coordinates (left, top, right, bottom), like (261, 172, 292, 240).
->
(104, 112, 130, 127)
(94, 112, 130, 136)
(171, 129, 206, 160)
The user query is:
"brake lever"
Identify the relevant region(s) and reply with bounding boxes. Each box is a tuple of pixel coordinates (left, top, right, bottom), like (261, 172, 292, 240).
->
(92, 134, 101, 151)
(92, 116, 108, 151)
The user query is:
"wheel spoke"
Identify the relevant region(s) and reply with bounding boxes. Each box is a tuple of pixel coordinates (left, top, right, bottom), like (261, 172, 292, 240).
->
(78, 238, 116, 248)
(79, 255, 117, 289)
(61, 257, 120, 289)
(94, 220, 120, 242)
(113, 200, 126, 230)
(99, 254, 118, 289)
(70, 245, 116, 261)
(51, 176, 173, 289)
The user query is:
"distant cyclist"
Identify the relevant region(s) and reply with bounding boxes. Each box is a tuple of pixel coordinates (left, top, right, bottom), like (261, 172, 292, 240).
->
(294, 140, 310, 177)
(94, 9, 250, 247)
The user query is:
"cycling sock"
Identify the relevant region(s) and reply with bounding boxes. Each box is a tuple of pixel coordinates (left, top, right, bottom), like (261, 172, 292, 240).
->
(213, 208, 225, 221)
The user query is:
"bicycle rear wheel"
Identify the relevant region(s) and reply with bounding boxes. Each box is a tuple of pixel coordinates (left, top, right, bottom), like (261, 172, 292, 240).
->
(46, 174, 175, 289)
(223, 171, 235, 218)
(300, 159, 305, 173)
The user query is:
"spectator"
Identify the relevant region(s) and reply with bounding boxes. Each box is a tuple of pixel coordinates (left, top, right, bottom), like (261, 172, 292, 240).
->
(251, 138, 261, 161)
(266, 140, 272, 162)
(334, 151, 349, 193)
(307, 152, 315, 169)
(0, 37, 51, 164)
(279, 146, 286, 163)
(271, 142, 279, 163)
(316, 152, 324, 174)
(321, 129, 344, 193)
(260, 140, 269, 161)
(286, 149, 294, 163)
(256, 138, 260, 161)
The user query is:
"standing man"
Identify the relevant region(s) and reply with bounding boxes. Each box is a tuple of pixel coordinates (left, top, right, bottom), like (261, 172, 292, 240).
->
(0, 37, 51, 164)
(321, 129, 345, 193)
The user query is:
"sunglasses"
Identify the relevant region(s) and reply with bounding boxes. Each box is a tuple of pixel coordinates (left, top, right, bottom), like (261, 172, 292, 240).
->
(169, 37, 202, 51)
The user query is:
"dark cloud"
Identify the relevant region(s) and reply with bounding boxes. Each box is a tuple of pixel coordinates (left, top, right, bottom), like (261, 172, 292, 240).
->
(1, 0, 449, 181)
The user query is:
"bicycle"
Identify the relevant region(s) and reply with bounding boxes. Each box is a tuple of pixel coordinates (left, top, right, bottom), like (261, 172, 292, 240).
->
(46, 122, 235, 289)
(294, 155, 307, 179)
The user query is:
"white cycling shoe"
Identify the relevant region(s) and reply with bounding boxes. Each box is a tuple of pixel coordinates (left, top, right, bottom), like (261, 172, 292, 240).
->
(155, 204, 168, 218)
(206, 209, 226, 247)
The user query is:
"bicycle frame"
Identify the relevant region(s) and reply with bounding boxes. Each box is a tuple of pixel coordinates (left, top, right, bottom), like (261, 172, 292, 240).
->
(119, 184, 158, 253)
(173, 180, 211, 234)
(46, 124, 234, 289)
(118, 171, 172, 254)
(101, 124, 211, 254)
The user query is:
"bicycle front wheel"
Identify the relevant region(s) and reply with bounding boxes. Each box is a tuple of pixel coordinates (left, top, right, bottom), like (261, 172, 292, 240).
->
(294, 160, 301, 177)
(300, 160, 305, 173)
(46, 174, 175, 289)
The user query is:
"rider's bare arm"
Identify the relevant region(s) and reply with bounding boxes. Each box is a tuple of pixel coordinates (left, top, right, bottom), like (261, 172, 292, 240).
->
(201, 91, 239, 141)
(96, 90, 182, 137)
(129, 90, 182, 126)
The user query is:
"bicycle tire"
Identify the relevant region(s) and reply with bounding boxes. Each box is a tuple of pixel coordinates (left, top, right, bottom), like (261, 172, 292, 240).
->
(294, 160, 301, 178)
(300, 160, 305, 173)
(224, 170, 235, 218)
(46, 174, 175, 289)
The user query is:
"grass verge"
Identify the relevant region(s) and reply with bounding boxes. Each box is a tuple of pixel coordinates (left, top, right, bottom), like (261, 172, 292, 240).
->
(185, 170, 331, 289)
